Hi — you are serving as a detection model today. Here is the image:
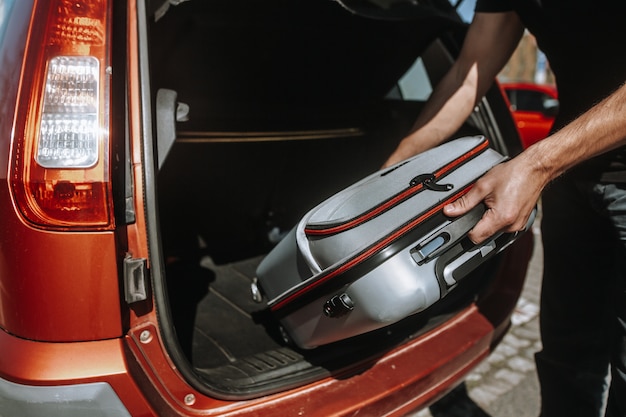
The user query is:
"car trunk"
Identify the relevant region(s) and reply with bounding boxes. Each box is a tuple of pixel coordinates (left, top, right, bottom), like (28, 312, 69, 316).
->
(141, 0, 520, 399)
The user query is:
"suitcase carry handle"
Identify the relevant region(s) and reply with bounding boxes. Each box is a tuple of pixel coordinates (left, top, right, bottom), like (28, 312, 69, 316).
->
(440, 239, 498, 286)
(436, 207, 537, 288)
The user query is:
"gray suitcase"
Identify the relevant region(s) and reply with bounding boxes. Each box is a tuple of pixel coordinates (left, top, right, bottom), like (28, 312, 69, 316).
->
(255, 136, 534, 349)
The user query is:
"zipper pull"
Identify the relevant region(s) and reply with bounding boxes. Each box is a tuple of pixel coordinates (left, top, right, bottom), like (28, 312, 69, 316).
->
(410, 173, 453, 192)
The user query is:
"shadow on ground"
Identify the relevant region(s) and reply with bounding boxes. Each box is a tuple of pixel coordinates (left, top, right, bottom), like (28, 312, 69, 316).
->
(429, 383, 492, 417)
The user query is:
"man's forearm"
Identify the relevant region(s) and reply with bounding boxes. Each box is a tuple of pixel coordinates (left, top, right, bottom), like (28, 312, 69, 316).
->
(407, 62, 481, 147)
(382, 64, 480, 166)
(527, 82, 626, 182)
(383, 12, 524, 167)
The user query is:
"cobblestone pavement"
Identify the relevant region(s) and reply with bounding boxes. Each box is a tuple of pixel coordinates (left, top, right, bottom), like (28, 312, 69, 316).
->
(409, 216, 544, 417)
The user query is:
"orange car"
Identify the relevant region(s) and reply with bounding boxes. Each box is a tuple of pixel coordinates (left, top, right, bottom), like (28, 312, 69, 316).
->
(501, 82, 559, 148)
(0, 0, 532, 415)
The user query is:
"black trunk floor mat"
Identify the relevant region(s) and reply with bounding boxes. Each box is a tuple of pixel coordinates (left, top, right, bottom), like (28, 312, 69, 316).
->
(187, 256, 286, 369)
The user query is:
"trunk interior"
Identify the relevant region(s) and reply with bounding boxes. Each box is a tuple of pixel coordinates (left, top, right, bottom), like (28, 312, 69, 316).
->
(145, 0, 508, 398)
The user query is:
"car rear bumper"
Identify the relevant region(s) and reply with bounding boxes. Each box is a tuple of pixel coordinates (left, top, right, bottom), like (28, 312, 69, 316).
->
(124, 302, 512, 416)
(0, 329, 154, 416)
(0, 377, 131, 417)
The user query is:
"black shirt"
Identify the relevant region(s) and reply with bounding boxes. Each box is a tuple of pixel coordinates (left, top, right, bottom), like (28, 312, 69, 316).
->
(476, 0, 626, 182)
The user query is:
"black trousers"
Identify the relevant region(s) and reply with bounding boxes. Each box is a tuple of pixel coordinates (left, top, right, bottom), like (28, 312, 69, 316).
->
(537, 175, 626, 417)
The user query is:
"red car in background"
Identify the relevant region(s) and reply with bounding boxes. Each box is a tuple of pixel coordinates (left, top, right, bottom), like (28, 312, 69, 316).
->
(501, 82, 559, 148)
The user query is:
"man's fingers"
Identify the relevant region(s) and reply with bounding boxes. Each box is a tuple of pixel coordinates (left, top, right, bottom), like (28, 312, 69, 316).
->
(467, 205, 533, 244)
(443, 187, 485, 217)
(442, 157, 541, 245)
(443, 190, 491, 244)
(443, 180, 519, 244)
(466, 208, 500, 244)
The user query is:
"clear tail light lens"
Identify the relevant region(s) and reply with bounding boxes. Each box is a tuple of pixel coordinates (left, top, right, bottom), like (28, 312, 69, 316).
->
(37, 56, 100, 169)
(11, 0, 113, 230)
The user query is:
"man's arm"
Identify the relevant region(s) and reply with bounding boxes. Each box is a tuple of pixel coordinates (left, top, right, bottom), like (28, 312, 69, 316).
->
(383, 11, 524, 167)
(445, 82, 626, 243)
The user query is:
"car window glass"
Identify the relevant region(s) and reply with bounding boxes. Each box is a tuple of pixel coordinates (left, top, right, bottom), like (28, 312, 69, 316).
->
(450, 0, 475, 22)
(392, 57, 433, 101)
(0, 0, 16, 45)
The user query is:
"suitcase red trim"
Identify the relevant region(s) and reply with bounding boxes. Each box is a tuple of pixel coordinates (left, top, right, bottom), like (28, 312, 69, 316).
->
(303, 138, 490, 237)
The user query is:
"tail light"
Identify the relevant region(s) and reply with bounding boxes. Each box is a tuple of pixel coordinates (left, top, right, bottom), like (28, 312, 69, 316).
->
(10, 0, 113, 230)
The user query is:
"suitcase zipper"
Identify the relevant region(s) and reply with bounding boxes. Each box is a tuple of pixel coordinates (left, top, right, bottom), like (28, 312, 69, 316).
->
(409, 173, 454, 191)
(304, 138, 490, 237)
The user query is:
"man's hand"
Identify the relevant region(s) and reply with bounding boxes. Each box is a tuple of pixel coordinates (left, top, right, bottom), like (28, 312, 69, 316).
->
(443, 154, 545, 243)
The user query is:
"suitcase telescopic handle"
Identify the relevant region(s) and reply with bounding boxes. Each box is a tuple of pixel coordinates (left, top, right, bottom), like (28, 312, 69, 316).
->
(410, 204, 486, 265)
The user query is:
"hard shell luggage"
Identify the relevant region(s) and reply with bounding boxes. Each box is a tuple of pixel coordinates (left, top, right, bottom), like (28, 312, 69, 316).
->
(255, 135, 534, 349)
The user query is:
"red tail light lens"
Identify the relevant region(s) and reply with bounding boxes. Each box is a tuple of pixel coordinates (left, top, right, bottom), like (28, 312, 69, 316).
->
(10, 0, 113, 230)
